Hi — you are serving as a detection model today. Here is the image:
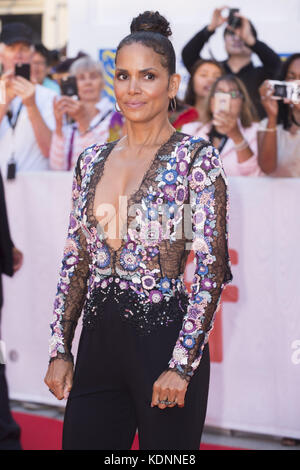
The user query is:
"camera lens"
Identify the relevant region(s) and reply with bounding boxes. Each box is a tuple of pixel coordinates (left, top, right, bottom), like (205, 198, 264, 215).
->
(273, 84, 287, 98)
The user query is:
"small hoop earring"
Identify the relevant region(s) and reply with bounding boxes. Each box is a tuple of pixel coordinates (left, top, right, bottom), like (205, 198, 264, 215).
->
(115, 101, 122, 113)
(170, 97, 177, 112)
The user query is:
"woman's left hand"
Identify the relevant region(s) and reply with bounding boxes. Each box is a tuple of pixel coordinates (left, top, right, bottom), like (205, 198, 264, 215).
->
(213, 110, 240, 139)
(151, 370, 188, 409)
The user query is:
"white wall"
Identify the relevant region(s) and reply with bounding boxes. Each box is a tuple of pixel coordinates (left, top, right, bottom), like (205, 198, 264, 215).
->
(67, 0, 300, 60)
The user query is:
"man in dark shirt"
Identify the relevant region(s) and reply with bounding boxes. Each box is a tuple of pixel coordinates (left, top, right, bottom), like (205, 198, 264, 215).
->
(0, 168, 23, 449)
(182, 7, 281, 119)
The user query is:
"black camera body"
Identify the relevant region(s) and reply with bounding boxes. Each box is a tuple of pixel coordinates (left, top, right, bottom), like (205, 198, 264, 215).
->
(228, 8, 242, 29)
(15, 63, 31, 80)
(60, 76, 78, 97)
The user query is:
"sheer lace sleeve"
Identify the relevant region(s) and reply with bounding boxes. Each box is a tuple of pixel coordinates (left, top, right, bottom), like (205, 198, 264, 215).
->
(168, 143, 232, 382)
(49, 151, 90, 363)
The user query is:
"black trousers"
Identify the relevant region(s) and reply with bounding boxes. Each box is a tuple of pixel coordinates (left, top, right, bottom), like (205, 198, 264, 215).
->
(63, 303, 210, 450)
(0, 364, 22, 450)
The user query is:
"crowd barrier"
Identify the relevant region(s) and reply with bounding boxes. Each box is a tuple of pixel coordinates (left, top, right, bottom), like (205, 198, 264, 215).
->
(2, 171, 300, 439)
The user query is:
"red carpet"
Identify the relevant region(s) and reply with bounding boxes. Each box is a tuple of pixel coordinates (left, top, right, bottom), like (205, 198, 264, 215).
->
(12, 412, 245, 450)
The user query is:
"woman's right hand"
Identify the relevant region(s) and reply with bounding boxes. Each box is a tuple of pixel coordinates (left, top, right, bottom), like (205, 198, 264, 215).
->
(44, 358, 73, 400)
(207, 6, 228, 32)
(259, 80, 279, 119)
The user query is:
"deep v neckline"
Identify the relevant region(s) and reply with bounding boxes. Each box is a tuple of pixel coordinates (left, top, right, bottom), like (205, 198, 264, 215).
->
(89, 130, 178, 254)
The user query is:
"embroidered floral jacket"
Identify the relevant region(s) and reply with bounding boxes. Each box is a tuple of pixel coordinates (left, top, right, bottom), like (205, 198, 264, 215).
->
(49, 131, 232, 382)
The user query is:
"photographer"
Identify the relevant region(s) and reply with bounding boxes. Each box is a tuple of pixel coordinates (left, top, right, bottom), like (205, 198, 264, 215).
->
(49, 56, 124, 170)
(258, 54, 300, 177)
(0, 23, 57, 175)
(190, 74, 263, 176)
(182, 7, 281, 119)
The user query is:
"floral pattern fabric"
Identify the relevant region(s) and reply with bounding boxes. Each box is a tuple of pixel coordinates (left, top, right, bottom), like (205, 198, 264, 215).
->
(49, 131, 232, 381)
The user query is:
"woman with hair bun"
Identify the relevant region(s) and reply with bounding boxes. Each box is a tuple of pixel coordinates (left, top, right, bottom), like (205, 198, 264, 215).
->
(45, 11, 232, 450)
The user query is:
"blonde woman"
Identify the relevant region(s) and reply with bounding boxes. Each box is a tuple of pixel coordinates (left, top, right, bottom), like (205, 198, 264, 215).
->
(49, 56, 124, 170)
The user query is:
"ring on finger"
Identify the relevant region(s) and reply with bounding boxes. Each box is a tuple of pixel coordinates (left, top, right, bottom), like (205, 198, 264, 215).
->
(158, 399, 176, 406)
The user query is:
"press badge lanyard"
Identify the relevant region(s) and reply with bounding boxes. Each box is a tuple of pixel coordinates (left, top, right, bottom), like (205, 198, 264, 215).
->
(67, 109, 113, 170)
(6, 102, 23, 179)
(208, 126, 228, 154)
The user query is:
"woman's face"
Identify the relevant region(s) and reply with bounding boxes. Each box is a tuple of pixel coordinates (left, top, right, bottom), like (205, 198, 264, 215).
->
(76, 68, 104, 102)
(114, 43, 178, 123)
(192, 63, 222, 99)
(286, 58, 300, 111)
(211, 79, 243, 118)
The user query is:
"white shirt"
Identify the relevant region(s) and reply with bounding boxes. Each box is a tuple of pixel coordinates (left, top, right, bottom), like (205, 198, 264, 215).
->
(0, 84, 57, 175)
(259, 118, 300, 177)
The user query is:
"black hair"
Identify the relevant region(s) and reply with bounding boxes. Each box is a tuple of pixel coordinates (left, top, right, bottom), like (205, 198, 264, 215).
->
(34, 43, 50, 64)
(277, 53, 300, 130)
(184, 58, 224, 106)
(115, 11, 176, 77)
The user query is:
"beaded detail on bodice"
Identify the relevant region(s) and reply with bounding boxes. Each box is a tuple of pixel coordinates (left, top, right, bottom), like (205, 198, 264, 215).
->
(49, 131, 232, 381)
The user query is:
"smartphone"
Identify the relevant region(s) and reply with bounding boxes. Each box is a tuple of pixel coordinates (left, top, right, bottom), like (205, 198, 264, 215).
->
(15, 63, 31, 80)
(60, 76, 78, 97)
(214, 92, 231, 114)
(228, 8, 241, 29)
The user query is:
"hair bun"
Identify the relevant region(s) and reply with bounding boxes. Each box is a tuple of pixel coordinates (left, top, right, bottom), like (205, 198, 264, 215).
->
(130, 11, 172, 38)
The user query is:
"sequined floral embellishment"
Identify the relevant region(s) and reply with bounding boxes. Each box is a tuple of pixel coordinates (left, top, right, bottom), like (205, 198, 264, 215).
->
(96, 245, 111, 268)
(149, 289, 163, 303)
(119, 249, 141, 271)
(141, 274, 156, 290)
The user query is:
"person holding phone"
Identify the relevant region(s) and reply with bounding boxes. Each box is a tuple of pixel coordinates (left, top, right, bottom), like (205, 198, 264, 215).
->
(181, 6, 281, 119)
(190, 74, 263, 176)
(258, 53, 300, 177)
(0, 22, 57, 175)
(49, 56, 124, 171)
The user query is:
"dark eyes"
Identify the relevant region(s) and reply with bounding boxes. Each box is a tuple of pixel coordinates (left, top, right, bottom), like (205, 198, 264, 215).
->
(116, 72, 128, 80)
(116, 72, 156, 80)
(144, 72, 155, 80)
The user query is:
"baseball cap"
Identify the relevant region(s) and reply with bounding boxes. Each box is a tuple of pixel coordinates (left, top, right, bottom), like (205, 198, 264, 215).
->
(0, 22, 34, 45)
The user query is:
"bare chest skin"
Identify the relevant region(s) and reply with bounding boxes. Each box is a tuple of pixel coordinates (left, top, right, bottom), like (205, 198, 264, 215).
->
(93, 142, 160, 251)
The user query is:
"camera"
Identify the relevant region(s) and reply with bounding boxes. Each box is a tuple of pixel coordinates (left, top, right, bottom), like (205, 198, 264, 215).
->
(228, 8, 242, 29)
(60, 76, 78, 97)
(15, 63, 31, 80)
(268, 80, 300, 104)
